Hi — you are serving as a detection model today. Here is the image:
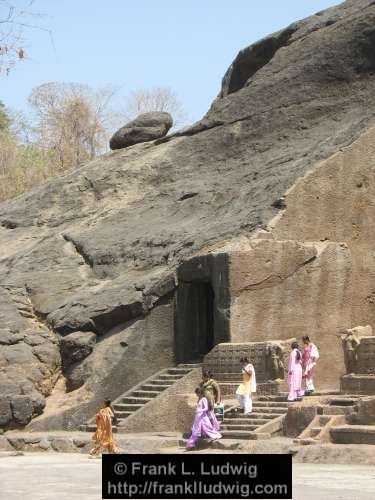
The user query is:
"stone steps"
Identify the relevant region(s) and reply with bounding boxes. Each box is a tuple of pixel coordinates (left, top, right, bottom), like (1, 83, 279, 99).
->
(226, 411, 280, 420)
(328, 398, 359, 406)
(86, 424, 118, 433)
(252, 401, 290, 408)
(113, 403, 143, 412)
(230, 403, 288, 412)
(258, 394, 290, 401)
(82, 363, 200, 432)
(167, 368, 192, 375)
(294, 396, 357, 445)
(141, 384, 170, 391)
(224, 418, 270, 425)
(221, 424, 258, 431)
(148, 380, 172, 386)
(158, 374, 183, 380)
(310, 427, 322, 438)
(220, 393, 289, 440)
(113, 411, 133, 419)
(131, 390, 160, 398)
(318, 405, 356, 416)
(218, 381, 287, 397)
(119, 397, 152, 405)
(318, 416, 331, 425)
(220, 430, 259, 439)
(249, 406, 287, 414)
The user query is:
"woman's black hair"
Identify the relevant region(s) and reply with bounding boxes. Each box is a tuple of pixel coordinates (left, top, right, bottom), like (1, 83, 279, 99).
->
(291, 342, 301, 362)
(195, 387, 203, 396)
(302, 336, 310, 343)
(202, 368, 212, 378)
(240, 357, 249, 364)
(105, 399, 112, 407)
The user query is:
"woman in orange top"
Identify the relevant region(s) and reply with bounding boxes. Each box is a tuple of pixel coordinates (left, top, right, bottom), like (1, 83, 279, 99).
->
(89, 399, 120, 457)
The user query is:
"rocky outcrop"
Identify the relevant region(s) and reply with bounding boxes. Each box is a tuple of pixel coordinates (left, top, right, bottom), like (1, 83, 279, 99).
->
(2, 0, 375, 429)
(0, 286, 60, 429)
(60, 331, 96, 368)
(109, 112, 173, 150)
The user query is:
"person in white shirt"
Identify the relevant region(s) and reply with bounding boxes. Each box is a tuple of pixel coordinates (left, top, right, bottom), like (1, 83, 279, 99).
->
(235, 357, 256, 415)
(302, 336, 319, 394)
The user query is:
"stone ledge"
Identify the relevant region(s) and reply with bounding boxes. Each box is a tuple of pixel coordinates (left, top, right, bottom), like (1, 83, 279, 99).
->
(330, 425, 375, 445)
(341, 375, 375, 395)
(0, 432, 181, 454)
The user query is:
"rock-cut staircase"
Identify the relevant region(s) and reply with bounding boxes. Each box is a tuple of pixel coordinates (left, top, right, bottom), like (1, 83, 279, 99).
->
(293, 395, 360, 445)
(82, 364, 200, 432)
(222, 395, 292, 439)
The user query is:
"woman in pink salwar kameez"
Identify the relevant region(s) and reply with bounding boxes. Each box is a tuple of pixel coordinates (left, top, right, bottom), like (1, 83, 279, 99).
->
(186, 388, 222, 449)
(287, 342, 304, 402)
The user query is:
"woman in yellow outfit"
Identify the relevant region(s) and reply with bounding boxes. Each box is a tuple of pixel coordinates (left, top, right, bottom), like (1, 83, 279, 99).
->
(236, 357, 257, 415)
(89, 399, 120, 457)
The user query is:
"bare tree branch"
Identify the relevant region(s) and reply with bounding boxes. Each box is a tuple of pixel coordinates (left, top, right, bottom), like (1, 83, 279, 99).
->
(0, 0, 51, 75)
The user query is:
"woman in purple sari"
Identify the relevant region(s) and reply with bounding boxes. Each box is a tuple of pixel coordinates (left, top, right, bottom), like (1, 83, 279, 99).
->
(186, 387, 222, 449)
(287, 342, 304, 401)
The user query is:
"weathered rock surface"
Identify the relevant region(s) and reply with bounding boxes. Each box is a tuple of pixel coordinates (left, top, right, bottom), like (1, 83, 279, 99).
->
(0, 287, 60, 429)
(60, 331, 96, 368)
(2, 0, 375, 428)
(284, 405, 317, 438)
(0, 432, 182, 454)
(109, 112, 173, 150)
(348, 397, 375, 425)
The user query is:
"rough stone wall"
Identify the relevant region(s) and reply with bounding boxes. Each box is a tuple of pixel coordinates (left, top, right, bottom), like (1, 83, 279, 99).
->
(270, 126, 375, 332)
(203, 340, 292, 383)
(119, 368, 201, 434)
(27, 299, 175, 431)
(3, 0, 375, 428)
(228, 240, 352, 388)
(224, 125, 375, 389)
(356, 337, 375, 374)
(0, 285, 61, 429)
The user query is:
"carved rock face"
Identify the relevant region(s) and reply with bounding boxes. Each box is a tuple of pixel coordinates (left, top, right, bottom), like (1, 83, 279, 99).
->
(2, 0, 375, 429)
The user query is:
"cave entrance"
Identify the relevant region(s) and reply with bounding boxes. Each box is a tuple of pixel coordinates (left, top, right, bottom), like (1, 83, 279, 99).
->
(175, 281, 215, 363)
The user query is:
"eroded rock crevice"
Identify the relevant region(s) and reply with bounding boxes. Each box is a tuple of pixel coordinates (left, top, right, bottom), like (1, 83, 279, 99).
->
(221, 25, 298, 96)
(61, 233, 95, 270)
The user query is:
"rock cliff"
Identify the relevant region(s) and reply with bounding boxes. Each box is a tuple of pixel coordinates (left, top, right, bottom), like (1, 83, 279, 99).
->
(2, 0, 375, 429)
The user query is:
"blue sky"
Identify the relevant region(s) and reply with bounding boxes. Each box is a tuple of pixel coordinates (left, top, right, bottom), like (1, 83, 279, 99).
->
(2, 0, 340, 124)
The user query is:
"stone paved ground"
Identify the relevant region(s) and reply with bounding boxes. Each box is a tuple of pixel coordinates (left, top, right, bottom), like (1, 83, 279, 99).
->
(1, 453, 375, 500)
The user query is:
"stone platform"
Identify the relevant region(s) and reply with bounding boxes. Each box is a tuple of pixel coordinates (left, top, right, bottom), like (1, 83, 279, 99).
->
(330, 425, 375, 445)
(341, 374, 375, 395)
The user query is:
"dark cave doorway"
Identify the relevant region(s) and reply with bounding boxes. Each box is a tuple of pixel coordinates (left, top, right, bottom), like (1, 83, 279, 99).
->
(175, 281, 215, 363)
